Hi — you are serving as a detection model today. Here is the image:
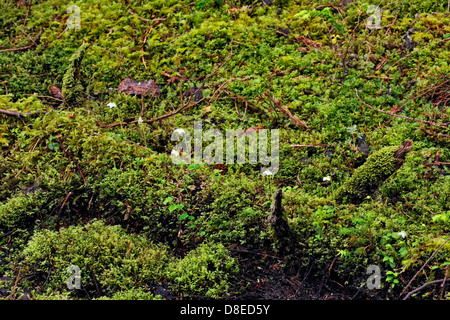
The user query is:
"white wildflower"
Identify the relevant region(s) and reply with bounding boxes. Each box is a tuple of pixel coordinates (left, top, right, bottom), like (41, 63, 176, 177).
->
(262, 170, 273, 176)
(107, 102, 117, 109)
(137, 117, 144, 125)
(398, 231, 407, 238)
(323, 176, 331, 182)
(171, 149, 179, 157)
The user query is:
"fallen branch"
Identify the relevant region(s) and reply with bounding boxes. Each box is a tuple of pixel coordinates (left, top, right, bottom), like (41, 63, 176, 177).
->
(99, 96, 206, 128)
(356, 89, 449, 128)
(290, 144, 328, 148)
(0, 43, 35, 53)
(423, 161, 450, 167)
(0, 108, 47, 118)
(402, 278, 449, 300)
(398, 237, 450, 299)
(0, 29, 42, 53)
(277, 105, 308, 129)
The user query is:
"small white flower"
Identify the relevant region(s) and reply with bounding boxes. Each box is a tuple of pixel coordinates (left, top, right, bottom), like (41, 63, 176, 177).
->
(262, 170, 273, 176)
(137, 117, 144, 125)
(323, 176, 331, 182)
(171, 149, 180, 157)
(398, 231, 407, 238)
(107, 102, 117, 109)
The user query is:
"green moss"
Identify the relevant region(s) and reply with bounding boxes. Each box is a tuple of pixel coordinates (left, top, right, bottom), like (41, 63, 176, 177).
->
(332, 146, 404, 204)
(166, 242, 238, 298)
(1, 0, 450, 300)
(62, 42, 89, 104)
(21, 220, 170, 298)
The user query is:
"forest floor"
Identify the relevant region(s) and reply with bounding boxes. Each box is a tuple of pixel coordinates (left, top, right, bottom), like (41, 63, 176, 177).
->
(1, 0, 450, 301)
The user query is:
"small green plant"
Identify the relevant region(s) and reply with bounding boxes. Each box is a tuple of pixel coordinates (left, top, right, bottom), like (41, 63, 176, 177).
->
(311, 7, 345, 35)
(385, 270, 400, 288)
(47, 136, 60, 151)
(164, 196, 197, 230)
(195, 0, 212, 9)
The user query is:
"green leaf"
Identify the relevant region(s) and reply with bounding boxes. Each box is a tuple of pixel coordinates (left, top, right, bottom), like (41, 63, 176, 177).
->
(399, 247, 408, 257)
(163, 197, 173, 205)
(179, 213, 189, 220)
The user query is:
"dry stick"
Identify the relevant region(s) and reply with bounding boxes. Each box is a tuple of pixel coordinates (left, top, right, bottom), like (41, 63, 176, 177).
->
(290, 144, 328, 148)
(0, 29, 42, 53)
(57, 191, 72, 218)
(58, 139, 86, 183)
(440, 266, 449, 299)
(0, 43, 35, 53)
(0, 108, 47, 118)
(386, 37, 450, 74)
(403, 278, 448, 300)
(355, 89, 449, 128)
(398, 237, 450, 299)
(8, 265, 22, 300)
(100, 96, 207, 128)
(127, 10, 166, 23)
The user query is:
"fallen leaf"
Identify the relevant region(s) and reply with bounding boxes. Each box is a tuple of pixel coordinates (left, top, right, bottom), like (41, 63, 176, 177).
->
(117, 78, 160, 96)
(49, 86, 64, 100)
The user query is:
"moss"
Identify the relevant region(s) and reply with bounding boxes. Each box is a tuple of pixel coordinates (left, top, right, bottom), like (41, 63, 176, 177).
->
(166, 242, 238, 298)
(61, 42, 89, 104)
(1, 0, 450, 300)
(332, 145, 406, 204)
(21, 220, 170, 298)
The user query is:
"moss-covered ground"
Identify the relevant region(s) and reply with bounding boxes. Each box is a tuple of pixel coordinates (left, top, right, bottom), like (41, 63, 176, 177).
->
(1, 0, 450, 300)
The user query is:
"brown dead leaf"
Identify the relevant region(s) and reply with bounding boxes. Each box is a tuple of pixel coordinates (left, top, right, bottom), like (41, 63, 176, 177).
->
(117, 78, 160, 96)
(295, 36, 324, 51)
(49, 86, 64, 100)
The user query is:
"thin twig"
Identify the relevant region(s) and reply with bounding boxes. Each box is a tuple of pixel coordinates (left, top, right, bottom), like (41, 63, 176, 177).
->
(290, 144, 328, 148)
(403, 278, 449, 300)
(356, 89, 449, 128)
(398, 237, 450, 299)
(127, 10, 166, 23)
(99, 96, 206, 128)
(0, 108, 47, 118)
(8, 265, 22, 300)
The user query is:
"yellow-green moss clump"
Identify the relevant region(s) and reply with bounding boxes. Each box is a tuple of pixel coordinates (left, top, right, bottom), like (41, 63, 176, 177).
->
(18, 220, 238, 299)
(62, 42, 89, 104)
(333, 142, 412, 204)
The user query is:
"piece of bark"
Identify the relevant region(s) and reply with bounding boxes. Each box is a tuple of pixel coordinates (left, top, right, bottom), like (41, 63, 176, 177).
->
(266, 189, 289, 235)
